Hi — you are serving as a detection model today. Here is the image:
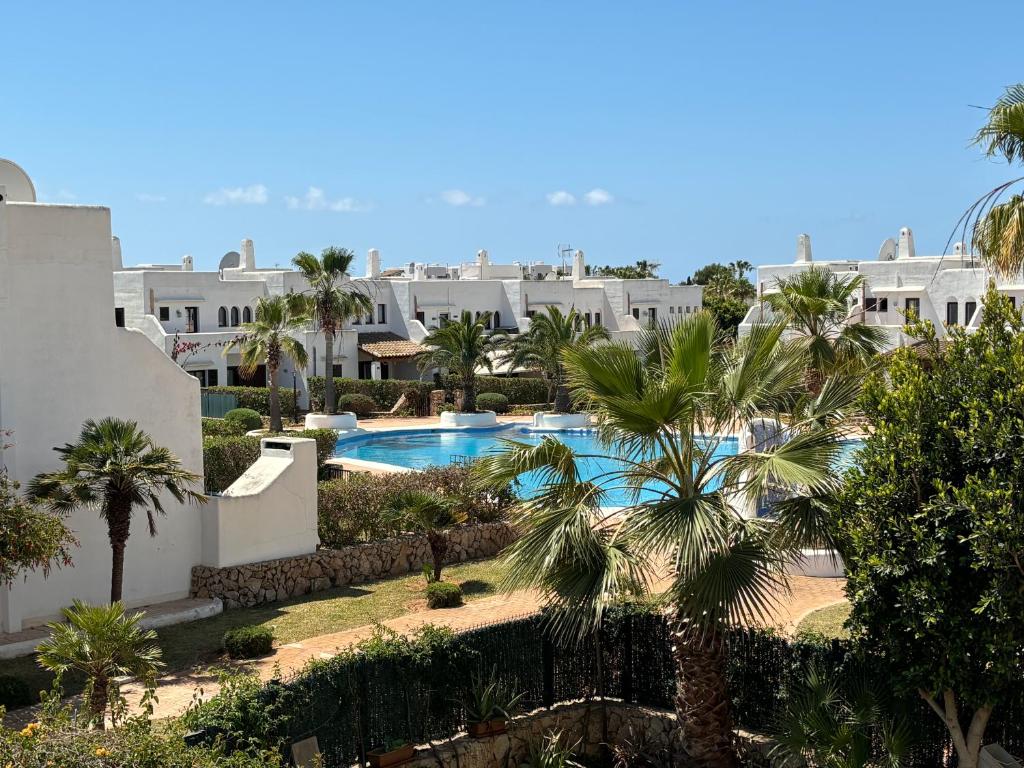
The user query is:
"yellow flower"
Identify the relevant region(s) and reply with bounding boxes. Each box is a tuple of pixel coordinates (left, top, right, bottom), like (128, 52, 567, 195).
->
(19, 721, 40, 737)
(95, 746, 111, 757)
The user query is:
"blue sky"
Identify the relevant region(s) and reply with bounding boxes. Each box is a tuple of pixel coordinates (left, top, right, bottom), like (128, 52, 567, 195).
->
(5, 2, 1022, 280)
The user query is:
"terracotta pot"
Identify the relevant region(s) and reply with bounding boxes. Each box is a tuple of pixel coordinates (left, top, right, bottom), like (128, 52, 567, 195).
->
(467, 718, 507, 738)
(367, 743, 415, 767)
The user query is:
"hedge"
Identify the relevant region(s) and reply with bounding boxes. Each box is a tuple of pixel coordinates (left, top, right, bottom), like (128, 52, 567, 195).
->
(336, 393, 378, 416)
(224, 408, 262, 432)
(426, 581, 463, 609)
(443, 374, 549, 404)
(223, 625, 274, 659)
(476, 392, 509, 414)
(201, 418, 246, 438)
(205, 386, 297, 416)
(317, 465, 514, 547)
(307, 377, 434, 412)
(203, 429, 338, 493)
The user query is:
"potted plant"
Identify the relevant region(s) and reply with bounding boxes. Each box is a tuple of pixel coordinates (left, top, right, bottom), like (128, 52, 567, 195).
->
(464, 668, 524, 738)
(367, 739, 415, 767)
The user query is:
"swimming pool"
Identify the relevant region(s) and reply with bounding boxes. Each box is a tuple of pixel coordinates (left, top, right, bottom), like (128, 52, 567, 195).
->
(334, 426, 863, 505)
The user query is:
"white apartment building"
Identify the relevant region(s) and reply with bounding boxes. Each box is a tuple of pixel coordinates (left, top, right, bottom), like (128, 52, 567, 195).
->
(739, 228, 1005, 349)
(114, 243, 703, 406)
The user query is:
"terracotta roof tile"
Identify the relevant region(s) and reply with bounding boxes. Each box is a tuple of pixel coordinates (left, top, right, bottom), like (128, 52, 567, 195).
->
(358, 332, 424, 360)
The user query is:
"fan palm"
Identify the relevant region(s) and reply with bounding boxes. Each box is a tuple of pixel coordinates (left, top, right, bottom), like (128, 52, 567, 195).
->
(36, 600, 163, 729)
(290, 247, 374, 414)
(473, 312, 855, 767)
(415, 310, 506, 413)
(764, 266, 886, 394)
(503, 306, 609, 413)
(386, 490, 467, 581)
(225, 295, 309, 432)
(28, 418, 205, 604)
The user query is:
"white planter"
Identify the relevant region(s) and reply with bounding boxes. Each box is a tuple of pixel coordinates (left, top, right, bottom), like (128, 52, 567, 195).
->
(787, 548, 845, 578)
(439, 410, 498, 428)
(533, 412, 589, 429)
(304, 412, 357, 430)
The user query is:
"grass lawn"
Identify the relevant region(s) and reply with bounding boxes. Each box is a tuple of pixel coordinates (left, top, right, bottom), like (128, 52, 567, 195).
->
(0, 558, 506, 707)
(795, 600, 850, 641)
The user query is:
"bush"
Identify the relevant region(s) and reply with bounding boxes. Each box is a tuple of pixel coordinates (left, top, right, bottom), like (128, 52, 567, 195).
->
(224, 408, 263, 432)
(307, 377, 435, 413)
(443, 374, 549, 405)
(0, 674, 32, 709)
(205, 386, 297, 416)
(425, 581, 463, 609)
(475, 393, 509, 414)
(203, 435, 261, 493)
(201, 418, 245, 437)
(336, 393, 378, 417)
(223, 625, 274, 659)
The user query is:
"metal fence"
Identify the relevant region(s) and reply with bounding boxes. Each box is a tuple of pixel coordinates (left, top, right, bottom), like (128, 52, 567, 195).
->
(200, 389, 238, 418)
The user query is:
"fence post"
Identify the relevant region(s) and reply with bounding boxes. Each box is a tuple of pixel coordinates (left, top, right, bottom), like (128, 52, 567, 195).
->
(622, 615, 634, 703)
(542, 636, 555, 708)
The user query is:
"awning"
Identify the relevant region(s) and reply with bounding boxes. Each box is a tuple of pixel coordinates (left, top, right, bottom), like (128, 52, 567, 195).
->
(358, 332, 425, 360)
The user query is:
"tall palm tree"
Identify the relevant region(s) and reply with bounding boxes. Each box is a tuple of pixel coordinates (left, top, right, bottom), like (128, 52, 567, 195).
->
(291, 247, 374, 414)
(415, 310, 506, 413)
(503, 306, 609, 413)
(764, 266, 886, 394)
(969, 83, 1024, 276)
(729, 260, 753, 282)
(37, 600, 163, 729)
(28, 418, 205, 604)
(225, 295, 309, 432)
(386, 490, 467, 581)
(473, 313, 853, 768)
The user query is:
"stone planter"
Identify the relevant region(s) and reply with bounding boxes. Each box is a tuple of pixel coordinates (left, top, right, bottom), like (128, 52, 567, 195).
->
(304, 412, 357, 430)
(439, 410, 497, 428)
(368, 743, 415, 767)
(532, 412, 589, 429)
(467, 718, 508, 738)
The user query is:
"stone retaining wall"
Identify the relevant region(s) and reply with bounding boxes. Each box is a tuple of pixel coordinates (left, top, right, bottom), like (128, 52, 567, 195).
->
(191, 522, 516, 608)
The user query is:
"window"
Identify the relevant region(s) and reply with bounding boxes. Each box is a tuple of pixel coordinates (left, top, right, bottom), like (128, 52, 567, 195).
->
(207, 369, 218, 386)
(114, 307, 125, 327)
(493, 311, 501, 328)
(1012, 296, 1018, 310)
(186, 306, 199, 333)
(365, 310, 374, 325)
(230, 307, 240, 326)
(905, 297, 920, 318)
(218, 306, 228, 327)
(378, 303, 387, 324)
(584, 312, 592, 326)
(686, 306, 691, 313)
(678, 306, 683, 314)
(525, 310, 536, 319)
(648, 307, 657, 325)
(358, 361, 373, 379)
(965, 301, 977, 323)
(946, 301, 958, 326)
(159, 306, 170, 321)
(242, 306, 252, 323)
(439, 312, 450, 324)
(594, 312, 602, 326)
(669, 306, 675, 314)
(864, 297, 888, 312)
(632, 307, 640, 320)
(415, 311, 426, 324)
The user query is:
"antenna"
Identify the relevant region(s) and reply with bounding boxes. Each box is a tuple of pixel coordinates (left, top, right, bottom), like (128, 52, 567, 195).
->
(557, 243, 572, 278)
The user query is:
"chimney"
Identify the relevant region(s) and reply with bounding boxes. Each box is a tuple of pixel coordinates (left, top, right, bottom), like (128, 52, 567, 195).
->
(367, 248, 381, 279)
(477, 249, 489, 279)
(795, 233, 813, 263)
(898, 227, 915, 259)
(241, 238, 255, 270)
(181, 254, 193, 272)
(572, 249, 586, 283)
(111, 236, 123, 271)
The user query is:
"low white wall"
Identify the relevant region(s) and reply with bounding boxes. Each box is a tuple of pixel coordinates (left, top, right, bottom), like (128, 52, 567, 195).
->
(440, 410, 497, 427)
(200, 437, 319, 568)
(787, 549, 845, 578)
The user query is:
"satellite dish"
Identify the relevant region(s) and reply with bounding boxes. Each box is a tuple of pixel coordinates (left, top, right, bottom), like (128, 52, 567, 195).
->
(0, 159, 37, 203)
(219, 251, 241, 270)
(877, 238, 897, 261)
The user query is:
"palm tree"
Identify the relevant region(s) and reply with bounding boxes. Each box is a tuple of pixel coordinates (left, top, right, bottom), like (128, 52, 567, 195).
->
(729, 260, 753, 282)
(415, 310, 506, 413)
(291, 247, 374, 414)
(37, 600, 163, 729)
(225, 295, 309, 432)
(386, 490, 467, 581)
(764, 266, 887, 394)
(473, 313, 853, 767)
(968, 84, 1024, 276)
(28, 418, 205, 604)
(503, 306, 609, 413)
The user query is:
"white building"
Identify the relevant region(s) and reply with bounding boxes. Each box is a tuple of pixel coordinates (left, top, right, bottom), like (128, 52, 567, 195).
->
(739, 229, 1003, 349)
(114, 243, 703, 406)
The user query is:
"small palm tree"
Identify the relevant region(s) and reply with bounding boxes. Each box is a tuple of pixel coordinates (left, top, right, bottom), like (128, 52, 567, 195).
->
(503, 306, 608, 413)
(28, 418, 205, 604)
(290, 247, 374, 414)
(764, 266, 887, 394)
(225, 295, 309, 432)
(415, 310, 506, 413)
(386, 490, 467, 581)
(36, 600, 163, 729)
(473, 313, 853, 768)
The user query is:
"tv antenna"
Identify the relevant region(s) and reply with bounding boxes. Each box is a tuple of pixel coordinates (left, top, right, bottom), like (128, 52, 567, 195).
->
(557, 243, 573, 277)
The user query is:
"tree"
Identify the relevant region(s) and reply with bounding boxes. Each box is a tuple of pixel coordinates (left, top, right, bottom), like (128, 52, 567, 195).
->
(764, 266, 887, 394)
(969, 84, 1024, 276)
(225, 295, 309, 432)
(592, 261, 661, 279)
(386, 490, 467, 581)
(473, 313, 853, 767)
(702, 294, 750, 338)
(502, 306, 609, 413)
(689, 263, 756, 336)
(415, 310, 506, 413)
(835, 289, 1024, 768)
(729, 260, 753, 282)
(36, 600, 163, 729)
(28, 419, 204, 604)
(290, 247, 374, 414)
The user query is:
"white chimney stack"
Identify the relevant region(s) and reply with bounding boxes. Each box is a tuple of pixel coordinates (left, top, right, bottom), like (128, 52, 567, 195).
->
(182, 254, 193, 272)
(241, 238, 255, 270)
(111, 236, 123, 271)
(477, 249, 489, 279)
(795, 233, 813, 263)
(572, 249, 586, 282)
(367, 248, 381, 279)
(898, 227, 915, 259)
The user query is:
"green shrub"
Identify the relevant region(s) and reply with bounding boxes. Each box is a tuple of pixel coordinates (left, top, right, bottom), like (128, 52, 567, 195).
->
(205, 386, 297, 416)
(425, 581, 463, 609)
(201, 417, 245, 437)
(202, 435, 261, 493)
(307, 377, 435, 413)
(223, 625, 274, 659)
(0, 674, 32, 709)
(443, 374, 549, 405)
(224, 408, 263, 432)
(475, 393, 509, 414)
(336, 393, 378, 416)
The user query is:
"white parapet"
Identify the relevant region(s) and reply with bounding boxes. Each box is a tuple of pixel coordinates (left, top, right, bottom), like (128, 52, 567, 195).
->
(200, 437, 320, 568)
(305, 412, 358, 430)
(786, 548, 845, 578)
(533, 412, 589, 429)
(440, 410, 498, 428)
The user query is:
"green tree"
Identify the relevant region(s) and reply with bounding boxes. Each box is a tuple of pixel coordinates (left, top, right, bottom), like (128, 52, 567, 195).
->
(474, 313, 853, 767)
(386, 490, 467, 581)
(290, 247, 374, 414)
(225, 295, 309, 432)
(415, 310, 506, 414)
(592, 261, 661, 279)
(503, 306, 609, 413)
(36, 600, 163, 728)
(28, 418, 205, 604)
(702, 294, 750, 338)
(836, 288, 1024, 768)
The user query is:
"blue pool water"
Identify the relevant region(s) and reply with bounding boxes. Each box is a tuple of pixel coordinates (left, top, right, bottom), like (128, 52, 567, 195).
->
(334, 427, 863, 506)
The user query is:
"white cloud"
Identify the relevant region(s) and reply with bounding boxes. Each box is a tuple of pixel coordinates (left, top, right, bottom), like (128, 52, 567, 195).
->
(584, 188, 613, 206)
(203, 184, 268, 206)
(137, 192, 167, 203)
(440, 189, 485, 207)
(546, 190, 576, 207)
(284, 186, 368, 212)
